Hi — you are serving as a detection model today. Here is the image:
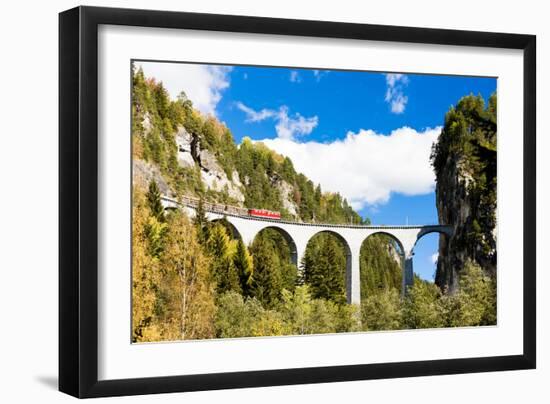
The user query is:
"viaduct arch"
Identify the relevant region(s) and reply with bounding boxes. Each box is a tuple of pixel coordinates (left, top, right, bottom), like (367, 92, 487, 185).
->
(162, 196, 453, 305)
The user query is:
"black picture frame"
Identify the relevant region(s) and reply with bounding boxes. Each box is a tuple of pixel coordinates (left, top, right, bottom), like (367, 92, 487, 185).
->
(59, 5, 536, 398)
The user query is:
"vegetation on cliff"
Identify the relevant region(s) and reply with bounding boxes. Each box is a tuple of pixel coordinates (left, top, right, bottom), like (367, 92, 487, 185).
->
(431, 94, 497, 290)
(132, 65, 362, 224)
(131, 66, 497, 342)
(133, 185, 496, 341)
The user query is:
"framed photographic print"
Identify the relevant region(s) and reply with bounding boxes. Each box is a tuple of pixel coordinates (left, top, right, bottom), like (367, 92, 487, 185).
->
(59, 6, 536, 398)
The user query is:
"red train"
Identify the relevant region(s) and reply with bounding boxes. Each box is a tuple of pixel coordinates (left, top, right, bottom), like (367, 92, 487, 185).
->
(248, 208, 281, 220)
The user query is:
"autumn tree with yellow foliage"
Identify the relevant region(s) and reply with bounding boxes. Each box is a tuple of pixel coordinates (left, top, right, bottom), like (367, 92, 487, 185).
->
(132, 184, 215, 342)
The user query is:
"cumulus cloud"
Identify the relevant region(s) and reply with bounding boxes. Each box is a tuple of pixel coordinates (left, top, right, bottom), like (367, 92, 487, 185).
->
(136, 62, 232, 116)
(258, 126, 441, 208)
(275, 107, 319, 140)
(236, 102, 318, 140)
(384, 73, 409, 114)
(289, 70, 301, 83)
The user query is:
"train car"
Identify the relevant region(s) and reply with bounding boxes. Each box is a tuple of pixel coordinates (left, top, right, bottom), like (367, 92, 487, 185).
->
(248, 208, 281, 220)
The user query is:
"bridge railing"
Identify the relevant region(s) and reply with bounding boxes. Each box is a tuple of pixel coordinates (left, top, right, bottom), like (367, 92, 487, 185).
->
(161, 195, 447, 230)
(176, 195, 250, 216)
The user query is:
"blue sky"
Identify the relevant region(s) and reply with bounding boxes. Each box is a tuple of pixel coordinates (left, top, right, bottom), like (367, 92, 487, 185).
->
(137, 61, 496, 281)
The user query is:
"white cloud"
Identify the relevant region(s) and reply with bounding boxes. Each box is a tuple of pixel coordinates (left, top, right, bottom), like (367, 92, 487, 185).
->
(431, 253, 439, 264)
(236, 103, 318, 140)
(258, 126, 441, 208)
(289, 70, 301, 83)
(275, 107, 318, 140)
(312, 70, 328, 82)
(384, 73, 409, 114)
(136, 62, 232, 116)
(236, 102, 275, 122)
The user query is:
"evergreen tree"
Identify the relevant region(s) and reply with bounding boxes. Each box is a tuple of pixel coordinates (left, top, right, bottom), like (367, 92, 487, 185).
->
(144, 181, 167, 258)
(147, 180, 164, 222)
(360, 234, 402, 299)
(301, 234, 346, 304)
(233, 239, 253, 296)
(431, 93, 497, 285)
(206, 224, 241, 294)
(249, 235, 284, 308)
(193, 197, 209, 244)
(144, 216, 167, 259)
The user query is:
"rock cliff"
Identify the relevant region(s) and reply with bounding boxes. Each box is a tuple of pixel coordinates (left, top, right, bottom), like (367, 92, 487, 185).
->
(174, 126, 246, 204)
(132, 67, 363, 225)
(432, 94, 497, 292)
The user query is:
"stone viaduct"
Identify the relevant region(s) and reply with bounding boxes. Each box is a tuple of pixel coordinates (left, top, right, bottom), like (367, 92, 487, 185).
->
(161, 196, 452, 305)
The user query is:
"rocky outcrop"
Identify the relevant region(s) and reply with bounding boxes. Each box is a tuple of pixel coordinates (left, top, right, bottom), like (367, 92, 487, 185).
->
(199, 148, 245, 203)
(141, 112, 152, 134)
(133, 159, 173, 197)
(433, 95, 497, 293)
(387, 241, 403, 266)
(276, 179, 299, 218)
(174, 126, 196, 168)
(174, 126, 245, 204)
(435, 158, 475, 291)
(435, 163, 497, 292)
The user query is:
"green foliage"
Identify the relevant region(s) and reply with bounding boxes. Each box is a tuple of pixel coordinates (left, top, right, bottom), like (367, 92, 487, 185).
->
(132, 65, 367, 226)
(192, 197, 209, 244)
(361, 288, 402, 331)
(233, 238, 254, 296)
(358, 260, 496, 332)
(431, 93, 497, 280)
(132, 68, 498, 342)
(142, 180, 168, 258)
(301, 233, 347, 304)
(146, 180, 164, 222)
(248, 229, 297, 307)
(402, 277, 447, 329)
(214, 288, 361, 339)
(300, 232, 402, 307)
(277, 286, 361, 335)
(144, 216, 167, 259)
(360, 234, 402, 299)
(132, 187, 215, 342)
(215, 291, 285, 338)
(206, 223, 241, 294)
(235, 137, 363, 224)
(443, 260, 497, 326)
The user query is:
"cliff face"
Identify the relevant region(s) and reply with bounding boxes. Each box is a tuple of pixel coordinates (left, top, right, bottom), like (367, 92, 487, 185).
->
(132, 66, 365, 226)
(175, 126, 246, 204)
(432, 94, 497, 292)
(136, 112, 302, 217)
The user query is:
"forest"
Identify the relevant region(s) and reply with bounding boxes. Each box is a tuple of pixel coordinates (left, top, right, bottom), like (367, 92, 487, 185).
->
(131, 66, 497, 342)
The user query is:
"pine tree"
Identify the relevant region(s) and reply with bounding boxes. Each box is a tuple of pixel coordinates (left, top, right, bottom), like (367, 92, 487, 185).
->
(360, 234, 402, 299)
(146, 180, 164, 222)
(144, 216, 167, 258)
(193, 197, 209, 244)
(302, 234, 346, 304)
(249, 235, 283, 308)
(233, 238, 253, 296)
(207, 224, 240, 294)
(144, 180, 167, 258)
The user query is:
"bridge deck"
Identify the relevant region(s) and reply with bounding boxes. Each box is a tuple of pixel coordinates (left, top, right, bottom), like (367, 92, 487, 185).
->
(161, 196, 450, 230)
